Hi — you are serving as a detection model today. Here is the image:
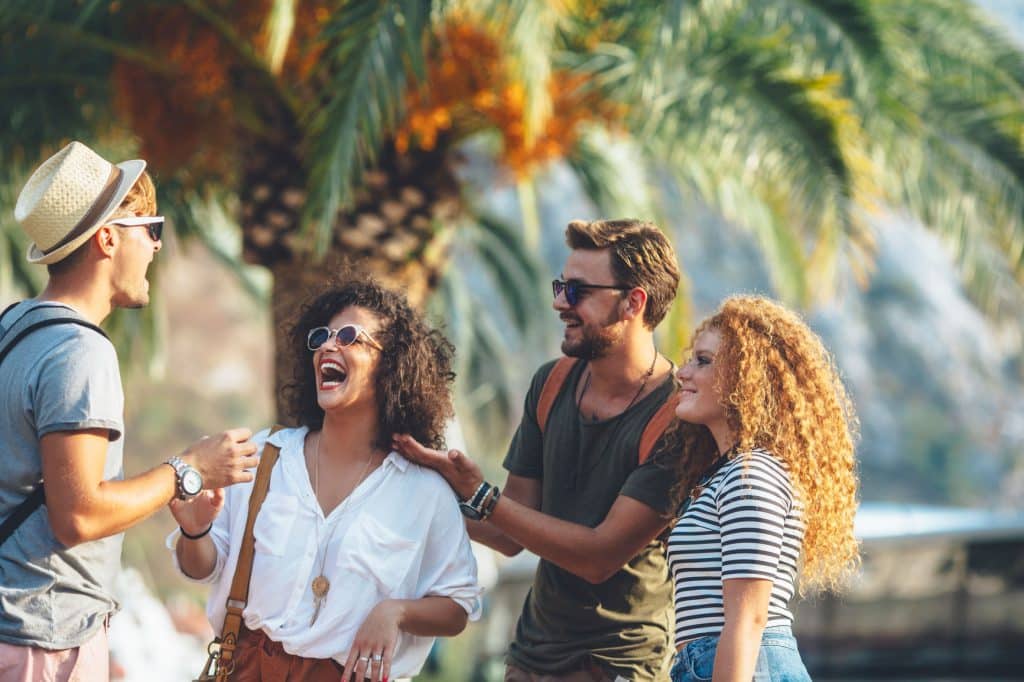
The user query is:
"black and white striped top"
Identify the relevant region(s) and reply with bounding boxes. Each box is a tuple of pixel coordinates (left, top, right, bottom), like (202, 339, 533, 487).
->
(667, 449, 805, 643)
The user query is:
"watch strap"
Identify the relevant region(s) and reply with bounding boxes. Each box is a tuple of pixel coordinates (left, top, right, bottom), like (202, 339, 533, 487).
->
(460, 481, 498, 520)
(480, 486, 501, 520)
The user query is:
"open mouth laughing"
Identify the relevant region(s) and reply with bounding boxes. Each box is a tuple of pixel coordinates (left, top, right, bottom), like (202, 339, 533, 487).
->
(318, 359, 348, 390)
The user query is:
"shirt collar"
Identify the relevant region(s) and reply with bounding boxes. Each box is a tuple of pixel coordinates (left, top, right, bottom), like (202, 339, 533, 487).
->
(269, 426, 407, 473)
(267, 425, 305, 450)
(385, 450, 409, 472)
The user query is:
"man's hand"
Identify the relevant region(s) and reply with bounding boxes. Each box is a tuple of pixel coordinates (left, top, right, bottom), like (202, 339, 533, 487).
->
(392, 434, 482, 500)
(180, 428, 258, 490)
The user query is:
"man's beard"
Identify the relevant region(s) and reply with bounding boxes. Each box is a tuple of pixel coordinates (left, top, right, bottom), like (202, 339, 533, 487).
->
(561, 309, 622, 360)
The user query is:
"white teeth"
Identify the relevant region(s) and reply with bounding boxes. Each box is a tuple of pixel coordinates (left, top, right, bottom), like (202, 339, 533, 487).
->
(319, 359, 347, 389)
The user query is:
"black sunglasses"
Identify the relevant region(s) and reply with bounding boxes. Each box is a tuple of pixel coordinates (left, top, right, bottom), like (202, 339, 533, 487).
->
(111, 216, 164, 242)
(552, 279, 631, 306)
(306, 324, 383, 352)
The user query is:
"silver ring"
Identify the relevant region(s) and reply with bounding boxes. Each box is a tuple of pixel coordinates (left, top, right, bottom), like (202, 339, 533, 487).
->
(360, 655, 371, 663)
(372, 654, 383, 662)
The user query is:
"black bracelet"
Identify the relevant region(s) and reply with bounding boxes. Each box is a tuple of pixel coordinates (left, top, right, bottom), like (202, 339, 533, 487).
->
(179, 524, 212, 540)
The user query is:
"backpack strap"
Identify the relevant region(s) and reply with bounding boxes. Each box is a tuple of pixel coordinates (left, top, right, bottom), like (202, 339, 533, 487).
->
(0, 485, 45, 548)
(536, 357, 578, 435)
(637, 394, 678, 465)
(0, 305, 110, 549)
(535, 356, 677, 466)
(213, 425, 285, 680)
(0, 301, 19, 324)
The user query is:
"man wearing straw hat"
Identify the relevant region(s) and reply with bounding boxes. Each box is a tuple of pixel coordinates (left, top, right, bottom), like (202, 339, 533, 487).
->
(0, 141, 258, 680)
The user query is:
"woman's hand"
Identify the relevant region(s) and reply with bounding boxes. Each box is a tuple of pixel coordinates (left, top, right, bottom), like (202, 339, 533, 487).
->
(344, 600, 402, 682)
(168, 488, 224, 536)
(391, 434, 483, 500)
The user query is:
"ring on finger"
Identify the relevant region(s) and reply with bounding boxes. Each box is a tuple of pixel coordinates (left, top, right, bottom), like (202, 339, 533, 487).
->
(372, 653, 383, 662)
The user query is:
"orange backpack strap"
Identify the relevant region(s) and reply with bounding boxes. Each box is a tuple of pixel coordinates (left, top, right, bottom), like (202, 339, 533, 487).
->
(536, 357, 578, 435)
(637, 391, 678, 465)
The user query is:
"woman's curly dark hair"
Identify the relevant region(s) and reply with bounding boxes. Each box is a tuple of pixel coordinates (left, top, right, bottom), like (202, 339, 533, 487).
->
(281, 279, 456, 451)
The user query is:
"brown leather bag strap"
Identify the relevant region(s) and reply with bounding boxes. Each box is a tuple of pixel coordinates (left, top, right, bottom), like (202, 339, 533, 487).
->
(215, 425, 285, 679)
(637, 392, 678, 465)
(536, 357, 578, 434)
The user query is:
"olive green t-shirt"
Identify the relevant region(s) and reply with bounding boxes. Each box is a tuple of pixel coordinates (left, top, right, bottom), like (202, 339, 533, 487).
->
(503, 359, 677, 681)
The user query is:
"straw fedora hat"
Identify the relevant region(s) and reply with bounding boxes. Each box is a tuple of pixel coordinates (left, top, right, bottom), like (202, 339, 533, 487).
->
(15, 141, 146, 265)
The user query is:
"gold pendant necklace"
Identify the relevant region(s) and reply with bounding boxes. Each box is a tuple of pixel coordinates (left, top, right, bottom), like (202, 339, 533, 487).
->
(308, 431, 375, 626)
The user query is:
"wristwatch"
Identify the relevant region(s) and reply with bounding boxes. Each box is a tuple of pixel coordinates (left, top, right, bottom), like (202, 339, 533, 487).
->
(459, 481, 500, 521)
(165, 456, 203, 500)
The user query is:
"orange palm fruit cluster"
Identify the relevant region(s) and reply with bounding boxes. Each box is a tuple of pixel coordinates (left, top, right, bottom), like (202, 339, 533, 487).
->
(396, 16, 626, 176)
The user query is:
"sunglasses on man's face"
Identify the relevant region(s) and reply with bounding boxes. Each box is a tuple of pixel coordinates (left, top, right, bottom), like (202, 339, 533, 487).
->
(307, 324, 383, 352)
(551, 279, 631, 306)
(110, 216, 164, 242)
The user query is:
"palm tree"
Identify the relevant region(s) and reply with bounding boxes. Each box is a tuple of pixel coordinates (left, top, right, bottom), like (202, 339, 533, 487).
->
(2, 0, 1023, 422)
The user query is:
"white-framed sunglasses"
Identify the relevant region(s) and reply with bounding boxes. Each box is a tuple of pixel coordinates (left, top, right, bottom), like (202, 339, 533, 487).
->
(109, 215, 164, 242)
(306, 324, 383, 352)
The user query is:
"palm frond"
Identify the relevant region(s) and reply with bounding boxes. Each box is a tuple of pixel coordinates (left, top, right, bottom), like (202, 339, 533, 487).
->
(301, 0, 433, 255)
(565, 126, 661, 221)
(157, 182, 272, 303)
(261, 0, 298, 74)
(459, 212, 545, 334)
(0, 8, 121, 156)
(475, 0, 566, 145)
(565, 23, 862, 304)
(427, 207, 548, 444)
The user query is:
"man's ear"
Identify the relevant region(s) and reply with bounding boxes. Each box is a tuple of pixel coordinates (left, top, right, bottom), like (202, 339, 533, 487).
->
(94, 225, 117, 258)
(622, 287, 648, 321)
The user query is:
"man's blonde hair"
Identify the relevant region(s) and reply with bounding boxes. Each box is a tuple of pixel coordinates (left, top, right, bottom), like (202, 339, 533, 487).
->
(109, 170, 157, 220)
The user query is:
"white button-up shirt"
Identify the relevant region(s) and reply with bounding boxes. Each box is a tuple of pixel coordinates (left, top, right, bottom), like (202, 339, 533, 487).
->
(167, 426, 481, 678)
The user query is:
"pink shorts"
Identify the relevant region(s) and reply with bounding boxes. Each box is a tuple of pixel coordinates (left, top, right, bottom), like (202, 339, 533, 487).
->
(0, 625, 108, 682)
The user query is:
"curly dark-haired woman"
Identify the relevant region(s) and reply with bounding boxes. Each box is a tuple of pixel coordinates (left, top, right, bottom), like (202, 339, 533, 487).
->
(167, 281, 481, 682)
(667, 295, 859, 682)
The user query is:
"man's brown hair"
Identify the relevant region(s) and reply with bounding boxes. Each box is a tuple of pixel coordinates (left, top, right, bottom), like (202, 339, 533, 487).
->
(565, 218, 680, 328)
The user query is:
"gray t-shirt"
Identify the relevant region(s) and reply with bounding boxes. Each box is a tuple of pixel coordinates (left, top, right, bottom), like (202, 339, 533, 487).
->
(0, 301, 125, 649)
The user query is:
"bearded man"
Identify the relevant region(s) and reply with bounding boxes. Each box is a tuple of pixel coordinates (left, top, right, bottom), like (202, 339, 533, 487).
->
(396, 219, 682, 681)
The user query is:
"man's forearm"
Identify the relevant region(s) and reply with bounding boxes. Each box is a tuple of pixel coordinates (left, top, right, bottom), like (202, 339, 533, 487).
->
(42, 428, 256, 548)
(49, 464, 177, 546)
(485, 494, 666, 583)
(467, 518, 524, 556)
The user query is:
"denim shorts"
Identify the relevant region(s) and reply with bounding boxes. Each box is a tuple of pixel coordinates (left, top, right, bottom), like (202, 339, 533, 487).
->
(669, 625, 811, 682)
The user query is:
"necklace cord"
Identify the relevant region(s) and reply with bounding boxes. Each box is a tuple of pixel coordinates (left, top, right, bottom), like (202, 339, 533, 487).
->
(577, 345, 660, 420)
(309, 431, 376, 613)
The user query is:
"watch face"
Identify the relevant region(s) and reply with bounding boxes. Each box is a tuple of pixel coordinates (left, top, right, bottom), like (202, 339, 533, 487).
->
(459, 502, 483, 521)
(181, 469, 203, 496)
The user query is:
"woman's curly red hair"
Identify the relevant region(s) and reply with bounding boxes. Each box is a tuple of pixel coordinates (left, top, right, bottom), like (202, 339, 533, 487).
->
(673, 295, 861, 594)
